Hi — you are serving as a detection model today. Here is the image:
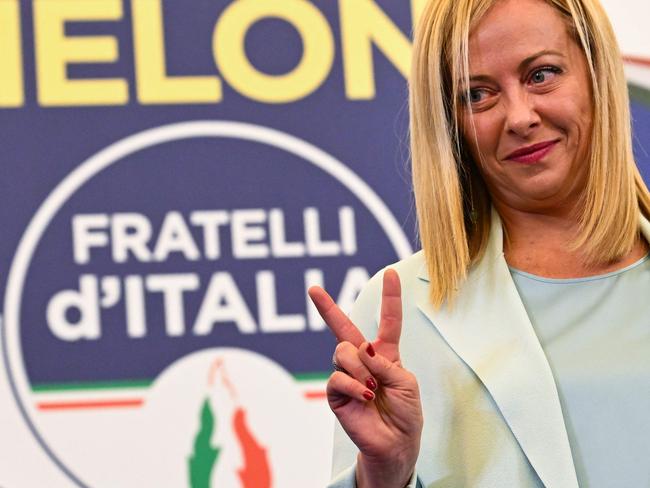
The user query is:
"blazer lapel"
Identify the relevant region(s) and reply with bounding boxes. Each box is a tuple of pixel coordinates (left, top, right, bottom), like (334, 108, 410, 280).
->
(416, 209, 579, 488)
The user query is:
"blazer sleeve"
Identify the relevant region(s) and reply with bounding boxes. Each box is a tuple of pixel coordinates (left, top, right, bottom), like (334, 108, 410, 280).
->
(326, 268, 424, 488)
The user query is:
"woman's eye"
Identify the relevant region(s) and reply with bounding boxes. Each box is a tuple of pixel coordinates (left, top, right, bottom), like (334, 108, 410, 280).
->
(529, 67, 560, 85)
(468, 89, 486, 103)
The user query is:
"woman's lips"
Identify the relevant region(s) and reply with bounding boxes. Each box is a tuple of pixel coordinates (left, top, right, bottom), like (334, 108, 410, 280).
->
(505, 140, 559, 164)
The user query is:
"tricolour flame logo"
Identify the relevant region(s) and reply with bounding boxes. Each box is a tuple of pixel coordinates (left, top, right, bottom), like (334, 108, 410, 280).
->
(188, 358, 272, 488)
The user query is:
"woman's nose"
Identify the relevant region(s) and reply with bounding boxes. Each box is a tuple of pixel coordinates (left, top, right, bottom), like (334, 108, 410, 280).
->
(504, 91, 541, 137)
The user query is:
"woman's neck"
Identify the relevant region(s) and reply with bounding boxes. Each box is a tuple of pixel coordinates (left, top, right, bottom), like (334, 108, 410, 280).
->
(496, 204, 649, 278)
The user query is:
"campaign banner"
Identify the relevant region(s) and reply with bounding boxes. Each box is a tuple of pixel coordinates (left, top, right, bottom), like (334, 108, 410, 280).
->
(0, 1, 648, 487)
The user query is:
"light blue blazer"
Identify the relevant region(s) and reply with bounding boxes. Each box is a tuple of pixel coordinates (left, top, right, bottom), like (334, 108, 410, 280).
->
(328, 211, 650, 488)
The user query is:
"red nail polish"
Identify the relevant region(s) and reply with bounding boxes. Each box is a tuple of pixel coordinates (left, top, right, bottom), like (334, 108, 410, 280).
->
(367, 343, 375, 357)
(366, 377, 377, 391)
(363, 390, 375, 401)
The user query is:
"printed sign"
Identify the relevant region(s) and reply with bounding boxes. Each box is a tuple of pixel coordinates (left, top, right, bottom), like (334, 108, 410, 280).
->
(2, 121, 411, 486)
(0, 0, 647, 486)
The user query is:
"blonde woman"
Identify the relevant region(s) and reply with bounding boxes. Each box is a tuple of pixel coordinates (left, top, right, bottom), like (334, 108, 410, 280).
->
(309, 0, 650, 486)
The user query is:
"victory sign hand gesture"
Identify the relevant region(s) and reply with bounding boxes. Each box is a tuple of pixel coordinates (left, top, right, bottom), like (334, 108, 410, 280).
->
(308, 269, 423, 488)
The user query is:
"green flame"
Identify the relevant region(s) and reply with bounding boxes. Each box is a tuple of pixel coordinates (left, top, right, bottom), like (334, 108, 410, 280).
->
(188, 398, 220, 488)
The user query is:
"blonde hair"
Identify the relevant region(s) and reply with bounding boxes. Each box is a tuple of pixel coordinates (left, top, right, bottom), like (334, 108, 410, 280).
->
(410, 0, 650, 307)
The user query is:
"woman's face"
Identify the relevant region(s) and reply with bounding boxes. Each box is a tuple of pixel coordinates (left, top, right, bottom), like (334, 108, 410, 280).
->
(461, 0, 593, 214)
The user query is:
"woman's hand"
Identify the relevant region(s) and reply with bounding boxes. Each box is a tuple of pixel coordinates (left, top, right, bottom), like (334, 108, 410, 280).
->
(308, 269, 423, 488)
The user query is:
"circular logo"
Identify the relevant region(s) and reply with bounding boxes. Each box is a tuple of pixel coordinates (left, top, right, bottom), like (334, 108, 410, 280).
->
(2, 121, 412, 486)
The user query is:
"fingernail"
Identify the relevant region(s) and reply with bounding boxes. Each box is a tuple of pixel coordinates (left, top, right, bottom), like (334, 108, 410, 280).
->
(367, 343, 375, 357)
(366, 377, 377, 391)
(363, 390, 375, 401)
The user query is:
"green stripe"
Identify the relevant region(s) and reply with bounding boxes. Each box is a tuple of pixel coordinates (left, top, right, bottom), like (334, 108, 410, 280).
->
(629, 83, 650, 108)
(31, 378, 153, 392)
(293, 372, 330, 382)
(30, 373, 329, 393)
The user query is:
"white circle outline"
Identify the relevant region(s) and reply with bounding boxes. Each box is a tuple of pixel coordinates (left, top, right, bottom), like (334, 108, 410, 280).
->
(2, 120, 413, 486)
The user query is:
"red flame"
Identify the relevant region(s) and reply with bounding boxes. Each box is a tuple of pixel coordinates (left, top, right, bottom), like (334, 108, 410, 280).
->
(233, 407, 272, 488)
(209, 357, 272, 487)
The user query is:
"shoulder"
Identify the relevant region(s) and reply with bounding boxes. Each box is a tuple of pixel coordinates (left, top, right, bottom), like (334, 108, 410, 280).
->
(350, 251, 428, 331)
(388, 250, 428, 287)
(359, 250, 427, 298)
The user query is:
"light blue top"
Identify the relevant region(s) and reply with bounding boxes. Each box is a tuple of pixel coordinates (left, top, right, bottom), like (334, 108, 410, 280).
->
(329, 210, 650, 488)
(510, 256, 650, 487)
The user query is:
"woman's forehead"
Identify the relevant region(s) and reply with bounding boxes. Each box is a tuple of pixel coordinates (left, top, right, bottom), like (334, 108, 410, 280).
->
(467, 0, 575, 72)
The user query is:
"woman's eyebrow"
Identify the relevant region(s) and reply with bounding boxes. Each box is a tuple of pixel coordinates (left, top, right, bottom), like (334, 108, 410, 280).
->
(465, 50, 565, 84)
(518, 49, 565, 71)
(467, 74, 493, 83)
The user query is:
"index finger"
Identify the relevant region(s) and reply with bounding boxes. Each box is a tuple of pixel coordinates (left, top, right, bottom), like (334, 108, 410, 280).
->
(308, 286, 366, 346)
(377, 268, 402, 348)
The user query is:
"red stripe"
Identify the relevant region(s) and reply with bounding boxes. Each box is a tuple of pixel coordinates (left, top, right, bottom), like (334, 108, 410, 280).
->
(623, 55, 650, 68)
(303, 391, 327, 400)
(37, 399, 144, 411)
